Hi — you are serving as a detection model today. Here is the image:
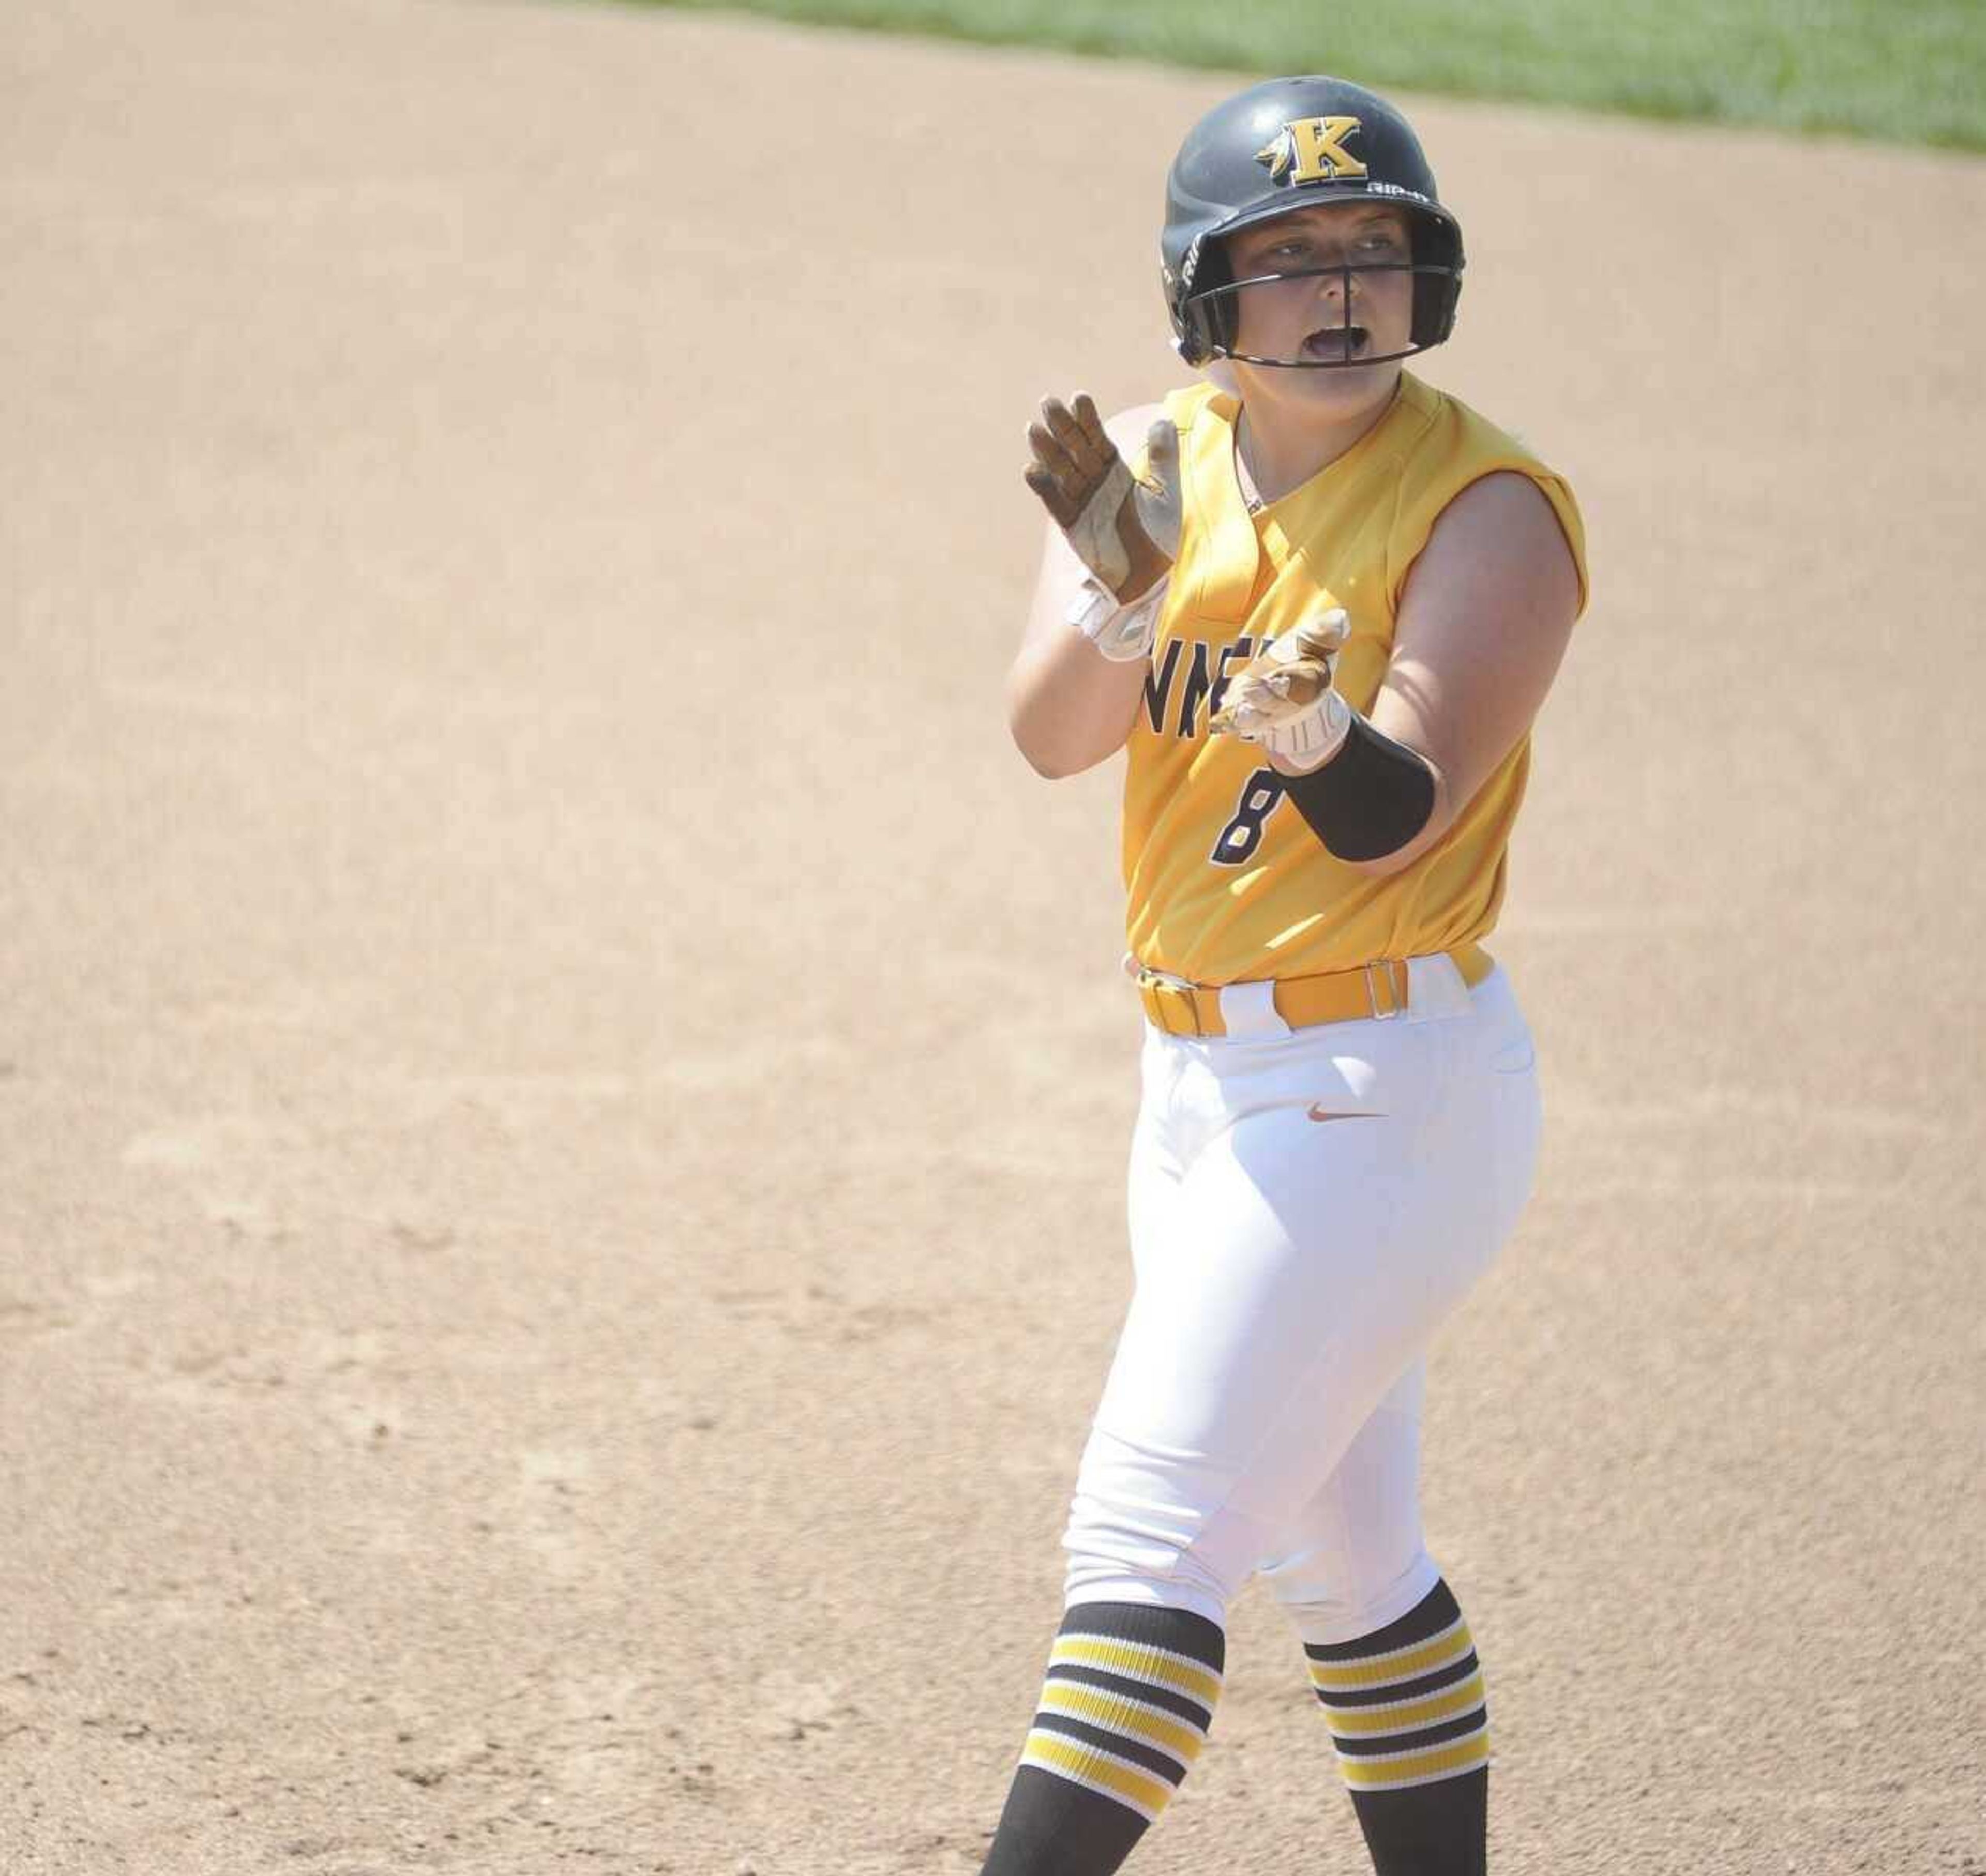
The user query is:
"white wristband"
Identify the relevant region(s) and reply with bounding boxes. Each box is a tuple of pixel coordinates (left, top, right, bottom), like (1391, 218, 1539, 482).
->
(1261, 690, 1352, 770)
(1068, 574, 1169, 663)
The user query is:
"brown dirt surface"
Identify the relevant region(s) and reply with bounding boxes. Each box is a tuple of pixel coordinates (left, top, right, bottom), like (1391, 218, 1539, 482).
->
(4, 2, 1983, 1872)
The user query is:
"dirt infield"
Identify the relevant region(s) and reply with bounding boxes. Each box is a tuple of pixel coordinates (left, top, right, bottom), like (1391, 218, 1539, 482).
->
(4, 2, 1983, 1871)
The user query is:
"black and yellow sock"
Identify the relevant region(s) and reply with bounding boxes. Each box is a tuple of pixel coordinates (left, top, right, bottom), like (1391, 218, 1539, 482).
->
(1304, 1579, 1489, 1876)
(981, 1601, 1225, 1876)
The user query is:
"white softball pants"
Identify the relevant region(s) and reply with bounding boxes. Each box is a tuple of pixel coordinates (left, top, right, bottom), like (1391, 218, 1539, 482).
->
(1062, 955, 1541, 1645)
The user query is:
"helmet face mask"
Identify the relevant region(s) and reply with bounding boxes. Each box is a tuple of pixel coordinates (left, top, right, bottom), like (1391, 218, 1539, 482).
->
(1187, 256, 1455, 372)
(1162, 79, 1465, 371)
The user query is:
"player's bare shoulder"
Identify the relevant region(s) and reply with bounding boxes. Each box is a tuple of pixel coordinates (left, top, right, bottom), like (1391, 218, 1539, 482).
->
(1104, 401, 1169, 456)
(1400, 470, 1583, 675)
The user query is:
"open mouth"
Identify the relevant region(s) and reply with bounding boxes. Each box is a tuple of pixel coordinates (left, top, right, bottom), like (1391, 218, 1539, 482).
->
(1300, 325, 1370, 362)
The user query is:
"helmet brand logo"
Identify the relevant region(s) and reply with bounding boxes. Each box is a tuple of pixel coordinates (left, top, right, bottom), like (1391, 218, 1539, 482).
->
(1255, 116, 1368, 185)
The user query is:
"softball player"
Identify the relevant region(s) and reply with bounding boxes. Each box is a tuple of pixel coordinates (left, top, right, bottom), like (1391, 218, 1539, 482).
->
(984, 76, 1588, 1876)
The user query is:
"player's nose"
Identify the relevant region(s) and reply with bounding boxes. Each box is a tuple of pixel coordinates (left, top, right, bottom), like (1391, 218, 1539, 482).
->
(1314, 261, 1356, 307)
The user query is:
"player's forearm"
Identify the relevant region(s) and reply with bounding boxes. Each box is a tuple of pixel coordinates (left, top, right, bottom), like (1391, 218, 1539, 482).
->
(1006, 634, 1147, 778)
(1268, 731, 1454, 875)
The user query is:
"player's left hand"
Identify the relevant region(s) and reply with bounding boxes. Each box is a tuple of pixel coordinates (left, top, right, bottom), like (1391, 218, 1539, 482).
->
(1209, 610, 1353, 771)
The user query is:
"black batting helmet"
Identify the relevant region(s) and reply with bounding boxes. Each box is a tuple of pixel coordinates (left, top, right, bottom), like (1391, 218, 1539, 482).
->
(1161, 77, 1465, 369)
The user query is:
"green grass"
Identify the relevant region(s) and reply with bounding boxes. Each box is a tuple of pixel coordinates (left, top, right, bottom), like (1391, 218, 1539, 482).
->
(633, 0, 1986, 153)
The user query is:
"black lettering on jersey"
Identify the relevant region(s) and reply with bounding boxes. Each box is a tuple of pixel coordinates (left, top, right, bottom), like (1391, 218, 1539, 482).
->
(1210, 766, 1287, 867)
(1175, 641, 1215, 739)
(1209, 636, 1257, 721)
(1143, 640, 1184, 733)
(1145, 634, 1259, 742)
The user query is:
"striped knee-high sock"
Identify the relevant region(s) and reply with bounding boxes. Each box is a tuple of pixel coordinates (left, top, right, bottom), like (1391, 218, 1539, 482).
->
(1303, 1579, 1489, 1876)
(981, 1601, 1225, 1876)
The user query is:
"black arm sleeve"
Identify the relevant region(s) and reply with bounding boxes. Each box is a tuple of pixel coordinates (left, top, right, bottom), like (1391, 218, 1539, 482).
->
(1280, 711, 1438, 862)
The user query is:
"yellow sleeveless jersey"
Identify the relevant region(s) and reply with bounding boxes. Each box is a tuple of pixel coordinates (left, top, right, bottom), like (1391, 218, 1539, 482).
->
(1123, 372, 1588, 985)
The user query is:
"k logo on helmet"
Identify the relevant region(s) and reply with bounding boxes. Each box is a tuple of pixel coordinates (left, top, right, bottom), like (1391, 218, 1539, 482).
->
(1254, 116, 1368, 185)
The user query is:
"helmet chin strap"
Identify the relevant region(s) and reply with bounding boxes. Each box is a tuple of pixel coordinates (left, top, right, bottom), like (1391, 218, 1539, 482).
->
(1181, 323, 1423, 372)
(1217, 343, 1423, 370)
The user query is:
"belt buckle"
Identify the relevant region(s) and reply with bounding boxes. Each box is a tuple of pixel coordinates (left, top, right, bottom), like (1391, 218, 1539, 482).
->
(1364, 959, 1406, 1021)
(1140, 969, 1206, 1039)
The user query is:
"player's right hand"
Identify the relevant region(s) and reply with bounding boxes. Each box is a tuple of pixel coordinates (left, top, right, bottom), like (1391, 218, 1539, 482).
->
(1024, 395, 1181, 603)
